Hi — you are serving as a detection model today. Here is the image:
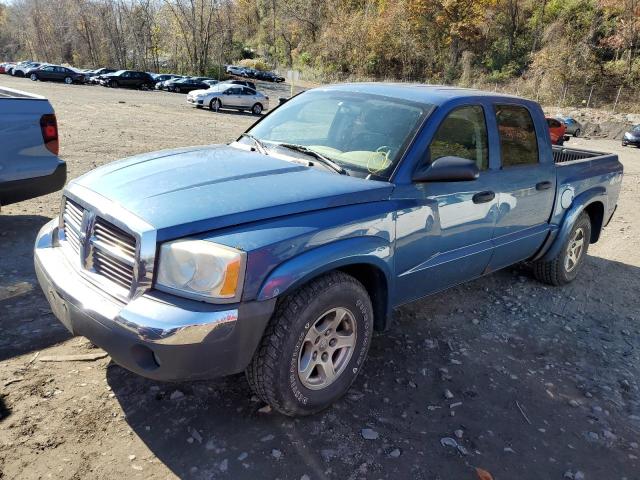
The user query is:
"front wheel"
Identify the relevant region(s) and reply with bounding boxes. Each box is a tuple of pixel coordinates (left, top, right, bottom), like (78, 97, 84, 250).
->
(574, 129, 581, 137)
(209, 98, 221, 111)
(532, 212, 591, 286)
(30, 74, 38, 81)
(246, 272, 373, 416)
(64, 76, 73, 85)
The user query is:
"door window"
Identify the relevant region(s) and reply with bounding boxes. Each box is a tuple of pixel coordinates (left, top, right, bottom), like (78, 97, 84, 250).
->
(428, 105, 488, 171)
(495, 105, 539, 167)
(242, 87, 255, 95)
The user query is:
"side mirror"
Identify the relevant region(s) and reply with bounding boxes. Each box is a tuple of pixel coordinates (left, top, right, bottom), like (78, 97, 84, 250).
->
(413, 156, 479, 182)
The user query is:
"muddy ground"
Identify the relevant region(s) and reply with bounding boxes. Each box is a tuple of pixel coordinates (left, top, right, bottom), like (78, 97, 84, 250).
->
(1, 75, 639, 480)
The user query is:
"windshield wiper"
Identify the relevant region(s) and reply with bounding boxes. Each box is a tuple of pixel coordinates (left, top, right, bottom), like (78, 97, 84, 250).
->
(275, 143, 347, 175)
(239, 133, 269, 155)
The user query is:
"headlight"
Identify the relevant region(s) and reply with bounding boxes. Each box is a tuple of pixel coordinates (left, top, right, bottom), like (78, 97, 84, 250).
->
(156, 240, 246, 303)
(624, 132, 633, 139)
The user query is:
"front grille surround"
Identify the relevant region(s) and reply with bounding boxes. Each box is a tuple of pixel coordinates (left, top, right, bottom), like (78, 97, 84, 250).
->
(58, 187, 156, 302)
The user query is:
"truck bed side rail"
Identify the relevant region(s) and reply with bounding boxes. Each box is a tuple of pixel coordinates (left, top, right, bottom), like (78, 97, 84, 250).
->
(552, 146, 606, 164)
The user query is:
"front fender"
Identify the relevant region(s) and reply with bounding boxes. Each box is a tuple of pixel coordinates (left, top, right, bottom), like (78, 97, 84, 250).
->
(539, 186, 607, 262)
(256, 236, 393, 301)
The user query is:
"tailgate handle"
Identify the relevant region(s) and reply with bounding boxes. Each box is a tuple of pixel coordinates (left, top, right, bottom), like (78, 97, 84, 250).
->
(472, 191, 495, 204)
(536, 181, 553, 191)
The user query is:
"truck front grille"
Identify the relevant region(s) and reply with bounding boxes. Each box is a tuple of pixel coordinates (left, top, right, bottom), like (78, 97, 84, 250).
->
(61, 197, 138, 297)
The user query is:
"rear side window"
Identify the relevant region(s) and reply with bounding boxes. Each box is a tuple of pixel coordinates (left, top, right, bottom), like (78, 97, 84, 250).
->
(495, 105, 539, 167)
(429, 105, 489, 171)
(546, 118, 561, 128)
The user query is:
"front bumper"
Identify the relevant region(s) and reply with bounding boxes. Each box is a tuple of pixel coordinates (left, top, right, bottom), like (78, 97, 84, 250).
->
(34, 219, 276, 381)
(623, 137, 640, 146)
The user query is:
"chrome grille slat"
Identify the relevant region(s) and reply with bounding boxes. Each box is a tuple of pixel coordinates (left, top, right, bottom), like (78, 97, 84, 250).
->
(94, 223, 137, 255)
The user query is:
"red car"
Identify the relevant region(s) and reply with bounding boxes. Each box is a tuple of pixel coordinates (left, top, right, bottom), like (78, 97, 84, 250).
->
(546, 117, 567, 145)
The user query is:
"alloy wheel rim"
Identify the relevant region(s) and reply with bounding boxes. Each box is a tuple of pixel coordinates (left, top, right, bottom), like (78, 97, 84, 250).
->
(565, 227, 585, 272)
(297, 307, 357, 390)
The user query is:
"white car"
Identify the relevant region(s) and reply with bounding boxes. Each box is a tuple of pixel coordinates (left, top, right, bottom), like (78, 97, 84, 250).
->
(226, 65, 246, 76)
(187, 83, 269, 115)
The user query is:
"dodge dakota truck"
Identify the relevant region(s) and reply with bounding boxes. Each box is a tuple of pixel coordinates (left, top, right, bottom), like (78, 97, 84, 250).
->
(34, 84, 623, 416)
(0, 86, 66, 206)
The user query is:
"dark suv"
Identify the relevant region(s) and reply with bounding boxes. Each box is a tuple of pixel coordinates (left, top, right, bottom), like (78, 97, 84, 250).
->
(100, 70, 155, 89)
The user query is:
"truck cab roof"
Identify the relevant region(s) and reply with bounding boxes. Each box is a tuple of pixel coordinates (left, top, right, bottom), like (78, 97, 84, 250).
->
(317, 83, 523, 107)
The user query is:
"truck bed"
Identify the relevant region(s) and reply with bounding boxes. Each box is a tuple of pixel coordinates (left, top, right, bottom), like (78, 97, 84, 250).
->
(0, 86, 46, 100)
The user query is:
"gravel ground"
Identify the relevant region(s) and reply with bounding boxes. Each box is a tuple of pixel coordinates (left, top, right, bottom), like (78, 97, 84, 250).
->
(1, 75, 639, 480)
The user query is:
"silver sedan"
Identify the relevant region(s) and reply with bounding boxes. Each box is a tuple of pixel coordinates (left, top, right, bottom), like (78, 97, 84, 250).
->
(187, 84, 269, 115)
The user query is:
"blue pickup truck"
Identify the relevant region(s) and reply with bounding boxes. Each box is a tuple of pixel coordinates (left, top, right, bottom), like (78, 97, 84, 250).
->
(34, 84, 623, 416)
(0, 86, 66, 206)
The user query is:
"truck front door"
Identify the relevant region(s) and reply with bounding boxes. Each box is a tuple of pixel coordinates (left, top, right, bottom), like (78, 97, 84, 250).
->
(393, 104, 500, 304)
(487, 104, 556, 270)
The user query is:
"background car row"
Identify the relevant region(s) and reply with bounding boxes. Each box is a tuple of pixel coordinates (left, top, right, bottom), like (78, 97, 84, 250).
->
(225, 65, 284, 82)
(1, 61, 272, 116)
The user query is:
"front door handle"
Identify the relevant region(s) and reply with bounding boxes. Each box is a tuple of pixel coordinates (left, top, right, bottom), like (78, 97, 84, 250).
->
(472, 191, 495, 204)
(536, 181, 553, 191)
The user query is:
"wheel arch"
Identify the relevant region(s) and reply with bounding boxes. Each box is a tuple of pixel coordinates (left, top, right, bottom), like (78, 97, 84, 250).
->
(256, 236, 393, 331)
(539, 187, 607, 262)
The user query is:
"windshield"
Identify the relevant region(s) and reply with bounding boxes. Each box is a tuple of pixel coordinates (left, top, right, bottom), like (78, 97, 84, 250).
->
(633, 125, 640, 133)
(246, 90, 431, 179)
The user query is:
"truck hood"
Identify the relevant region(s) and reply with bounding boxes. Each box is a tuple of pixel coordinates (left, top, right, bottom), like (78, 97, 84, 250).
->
(72, 145, 394, 241)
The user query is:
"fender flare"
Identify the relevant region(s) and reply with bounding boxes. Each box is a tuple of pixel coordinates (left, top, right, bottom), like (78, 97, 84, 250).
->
(539, 186, 607, 262)
(256, 236, 393, 302)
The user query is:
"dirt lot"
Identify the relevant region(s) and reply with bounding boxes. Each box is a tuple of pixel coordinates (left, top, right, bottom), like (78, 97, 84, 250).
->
(1, 75, 639, 480)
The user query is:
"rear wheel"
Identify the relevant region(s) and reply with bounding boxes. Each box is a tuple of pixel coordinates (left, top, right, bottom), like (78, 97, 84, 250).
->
(30, 73, 38, 81)
(574, 129, 581, 137)
(533, 212, 591, 286)
(246, 271, 373, 416)
(251, 103, 263, 115)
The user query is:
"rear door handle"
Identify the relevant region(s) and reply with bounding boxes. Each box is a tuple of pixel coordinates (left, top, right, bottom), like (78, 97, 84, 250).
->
(472, 191, 495, 204)
(536, 181, 553, 191)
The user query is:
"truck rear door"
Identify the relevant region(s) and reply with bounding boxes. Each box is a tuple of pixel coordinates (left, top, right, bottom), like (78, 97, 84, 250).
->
(486, 103, 556, 270)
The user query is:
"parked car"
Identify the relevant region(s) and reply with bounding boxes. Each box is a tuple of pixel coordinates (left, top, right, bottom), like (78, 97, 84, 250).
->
(0, 62, 14, 74)
(622, 125, 640, 147)
(29, 64, 87, 84)
(187, 83, 269, 114)
(165, 78, 210, 93)
(12, 61, 42, 77)
(0, 86, 66, 205)
(221, 79, 256, 90)
(226, 65, 246, 76)
(158, 76, 189, 91)
(86, 68, 116, 83)
(255, 70, 285, 82)
(152, 74, 181, 86)
(203, 79, 219, 87)
(100, 70, 155, 89)
(557, 117, 582, 137)
(546, 117, 567, 145)
(35, 84, 622, 417)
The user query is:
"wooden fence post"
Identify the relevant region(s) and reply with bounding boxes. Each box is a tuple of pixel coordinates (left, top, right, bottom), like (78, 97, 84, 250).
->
(586, 85, 594, 108)
(613, 85, 622, 113)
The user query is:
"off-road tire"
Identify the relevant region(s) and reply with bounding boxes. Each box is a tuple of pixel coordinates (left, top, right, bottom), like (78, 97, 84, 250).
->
(246, 271, 373, 416)
(533, 212, 591, 286)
